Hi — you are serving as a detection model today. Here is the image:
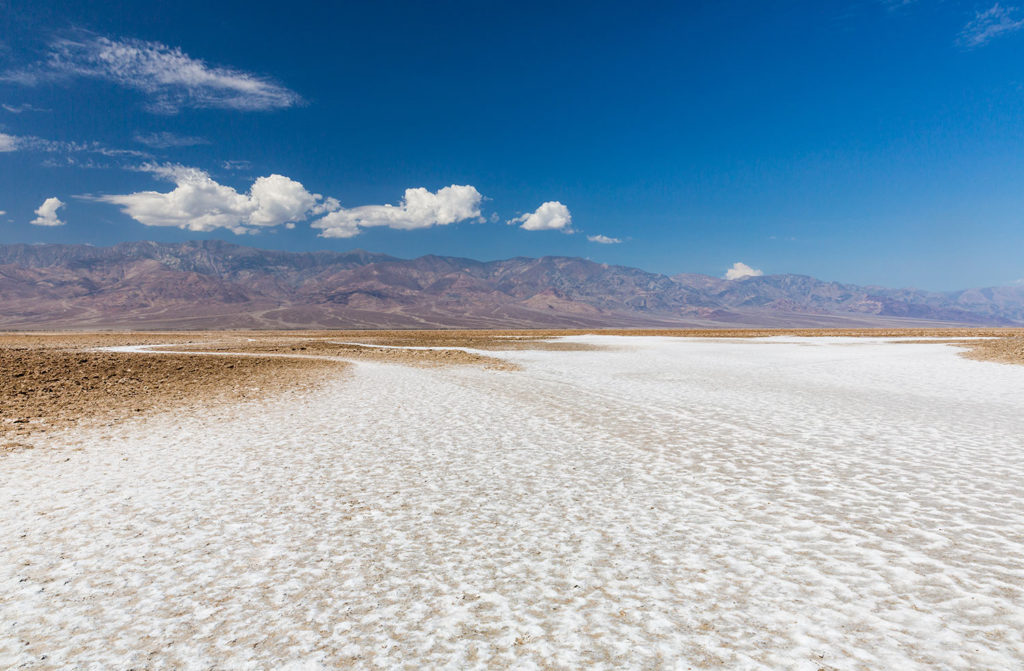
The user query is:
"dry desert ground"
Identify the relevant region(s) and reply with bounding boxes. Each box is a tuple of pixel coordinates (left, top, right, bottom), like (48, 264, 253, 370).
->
(1, 329, 1023, 669)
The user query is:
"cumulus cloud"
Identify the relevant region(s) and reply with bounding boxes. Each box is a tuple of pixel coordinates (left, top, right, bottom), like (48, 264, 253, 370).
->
(957, 3, 1024, 47)
(311, 185, 484, 238)
(95, 164, 318, 234)
(5, 36, 302, 113)
(587, 234, 622, 244)
(134, 131, 209, 148)
(31, 197, 65, 226)
(725, 262, 764, 280)
(508, 201, 573, 232)
(95, 165, 484, 238)
(247, 174, 319, 227)
(0, 132, 17, 152)
(93, 162, 487, 237)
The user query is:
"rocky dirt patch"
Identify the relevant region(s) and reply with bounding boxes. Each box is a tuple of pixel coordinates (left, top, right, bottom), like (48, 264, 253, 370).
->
(958, 336, 1024, 365)
(0, 347, 346, 442)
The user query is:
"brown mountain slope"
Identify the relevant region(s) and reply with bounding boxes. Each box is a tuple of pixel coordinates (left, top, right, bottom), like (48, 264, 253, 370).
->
(0, 241, 1021, 329)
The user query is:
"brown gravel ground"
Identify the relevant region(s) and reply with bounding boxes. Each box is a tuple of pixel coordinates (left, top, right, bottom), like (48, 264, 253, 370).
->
(2, 328, 1022, 448)
(0, 347, 346, 446)
(956, 336, 1024, 365)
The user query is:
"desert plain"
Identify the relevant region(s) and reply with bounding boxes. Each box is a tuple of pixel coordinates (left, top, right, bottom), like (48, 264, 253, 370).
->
(1, 329, 1023, 669)
(3, 328, 1022, 445)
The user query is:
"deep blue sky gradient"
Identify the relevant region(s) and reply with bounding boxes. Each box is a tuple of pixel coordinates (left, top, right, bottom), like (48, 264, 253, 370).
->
(1, 0, 1023, 289)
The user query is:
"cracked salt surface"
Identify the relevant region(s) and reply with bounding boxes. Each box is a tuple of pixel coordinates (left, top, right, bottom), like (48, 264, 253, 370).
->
(2, 336, 1023, 669)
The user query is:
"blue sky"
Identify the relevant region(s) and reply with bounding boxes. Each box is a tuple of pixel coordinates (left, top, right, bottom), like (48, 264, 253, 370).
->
(1, 0, 1023, 289)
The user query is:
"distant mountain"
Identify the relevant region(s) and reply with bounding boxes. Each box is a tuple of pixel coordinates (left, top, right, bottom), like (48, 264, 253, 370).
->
(0, 241, 1021, 329)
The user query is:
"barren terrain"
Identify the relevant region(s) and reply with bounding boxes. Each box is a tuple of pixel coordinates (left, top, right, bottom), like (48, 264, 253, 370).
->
(3, 328, 1022, 446)
(5, 241, 1024, 329)
(1, 333, 1022, 669)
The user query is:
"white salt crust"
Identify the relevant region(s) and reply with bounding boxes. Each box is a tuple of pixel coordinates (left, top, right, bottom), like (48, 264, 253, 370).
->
(1, 336, 1022, 669)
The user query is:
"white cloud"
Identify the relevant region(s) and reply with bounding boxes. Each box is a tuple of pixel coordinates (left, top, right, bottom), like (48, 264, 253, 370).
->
(587, 234, 622, 244)
(957, 3, 1024, 48)
(725, 261, 764, 280)
(0, 210, 6, 216)
(248, 174, 319, 227)
(96, 164, 318, 234)
(31, 197, 65, 226)
(311, 185, 484, 238)
(309, 211, 360, 239)
(0, 131, 148, 159)
(95, 164, 486, 237)
(312, 196, 340, 215)
(134, 131, 209, 148)
(509, 201, 573, 232)
(6, 36, 301, 113)
(0, 132, 17, 151)
(2, 103, 49, 113)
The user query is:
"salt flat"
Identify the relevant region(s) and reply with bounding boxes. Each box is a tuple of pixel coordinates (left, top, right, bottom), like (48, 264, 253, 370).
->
(2, 336, 1023, 670)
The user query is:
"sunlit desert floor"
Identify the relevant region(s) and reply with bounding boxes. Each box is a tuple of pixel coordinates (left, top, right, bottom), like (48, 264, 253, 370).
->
(2, 336, 1023, 669)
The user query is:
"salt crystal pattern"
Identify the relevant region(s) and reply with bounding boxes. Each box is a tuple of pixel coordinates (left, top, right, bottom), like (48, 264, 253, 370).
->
(1, 336, 1022, 669)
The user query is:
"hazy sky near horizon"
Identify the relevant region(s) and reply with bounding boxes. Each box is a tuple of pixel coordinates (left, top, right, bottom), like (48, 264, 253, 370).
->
(1, 0, 1023, 290)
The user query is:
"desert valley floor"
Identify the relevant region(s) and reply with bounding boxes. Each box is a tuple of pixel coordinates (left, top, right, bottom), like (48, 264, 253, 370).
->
(2, 334, 1023, 669)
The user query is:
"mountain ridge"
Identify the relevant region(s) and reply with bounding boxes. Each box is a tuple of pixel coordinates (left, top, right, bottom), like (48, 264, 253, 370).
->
(1, 241, 1021, 329)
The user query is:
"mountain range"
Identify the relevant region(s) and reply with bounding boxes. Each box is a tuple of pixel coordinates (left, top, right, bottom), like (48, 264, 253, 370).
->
(1, 240, 1022, 329)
